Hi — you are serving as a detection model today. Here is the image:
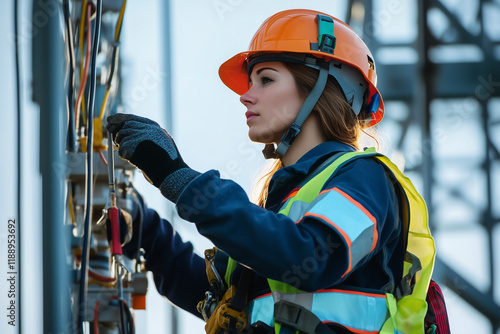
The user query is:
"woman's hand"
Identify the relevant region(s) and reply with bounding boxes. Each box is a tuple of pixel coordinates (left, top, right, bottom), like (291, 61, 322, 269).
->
(106, 113, 200, 202)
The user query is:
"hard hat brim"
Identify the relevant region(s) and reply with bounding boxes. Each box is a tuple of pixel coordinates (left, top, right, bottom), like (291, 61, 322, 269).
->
(219, 50, 384, 127)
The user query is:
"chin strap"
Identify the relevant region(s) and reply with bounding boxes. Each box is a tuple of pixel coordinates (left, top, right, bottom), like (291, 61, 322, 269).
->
(274, 61, 329, 158)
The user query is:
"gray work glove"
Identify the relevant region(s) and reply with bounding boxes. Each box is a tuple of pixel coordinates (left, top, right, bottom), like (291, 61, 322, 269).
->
(106, 113, 200, 203)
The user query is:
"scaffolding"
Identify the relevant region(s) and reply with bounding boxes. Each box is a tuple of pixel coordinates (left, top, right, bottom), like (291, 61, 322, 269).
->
(347, 0, 500, 332)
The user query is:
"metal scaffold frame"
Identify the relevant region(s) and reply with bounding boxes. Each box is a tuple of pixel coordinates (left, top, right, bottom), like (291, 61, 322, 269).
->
(30, 0, 164, 332)
(347, 0, 500, 332)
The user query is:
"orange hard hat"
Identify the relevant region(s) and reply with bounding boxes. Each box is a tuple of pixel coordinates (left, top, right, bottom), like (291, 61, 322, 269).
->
(219, 9, 384, 128)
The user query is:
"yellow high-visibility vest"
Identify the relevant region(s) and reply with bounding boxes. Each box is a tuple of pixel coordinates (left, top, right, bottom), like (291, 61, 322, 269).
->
(225, 148, 436, 334)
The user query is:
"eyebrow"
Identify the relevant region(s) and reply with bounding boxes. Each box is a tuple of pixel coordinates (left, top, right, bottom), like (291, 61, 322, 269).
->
(256, 67, 278, 75)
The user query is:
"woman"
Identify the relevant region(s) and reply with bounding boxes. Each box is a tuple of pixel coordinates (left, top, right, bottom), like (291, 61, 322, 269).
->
(107, 9, 434, 334)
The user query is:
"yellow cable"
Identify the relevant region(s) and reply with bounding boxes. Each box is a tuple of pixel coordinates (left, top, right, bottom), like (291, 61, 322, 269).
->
(99, 89, 111, 120)
(115, 0, 127, 42)
(68, 184, 76, 224)
(100, 0, 127, 120)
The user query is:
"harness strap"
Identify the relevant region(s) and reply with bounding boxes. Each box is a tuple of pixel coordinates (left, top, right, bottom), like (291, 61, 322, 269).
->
(274, 300, 339, 334)
(394, 251, 422, 299)
(229, 268, 255, 312)
(219, 268, 256, 334)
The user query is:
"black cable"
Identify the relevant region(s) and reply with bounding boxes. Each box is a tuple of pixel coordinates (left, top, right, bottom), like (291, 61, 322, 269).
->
(14, 0, 22, 332)
(119, 299, 127, 334)
(78, 1, 102, 333)
(62, 0, 76, 152)
(123, 299, 135, 334)
(106, 45, 120, 90)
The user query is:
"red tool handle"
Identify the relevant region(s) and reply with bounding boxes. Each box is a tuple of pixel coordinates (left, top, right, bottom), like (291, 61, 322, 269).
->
(108, 206, 122, 256)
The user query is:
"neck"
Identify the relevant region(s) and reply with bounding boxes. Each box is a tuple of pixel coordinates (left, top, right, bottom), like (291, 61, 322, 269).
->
(280, 113, 328, 166)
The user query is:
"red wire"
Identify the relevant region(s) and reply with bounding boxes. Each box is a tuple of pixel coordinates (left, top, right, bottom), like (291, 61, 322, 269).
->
(74, 255, 116, 283)
(89, 268, 116, 283)
(74, 3, 94, 130)
(98, 149, 108, 165)
(94, 300, 100, 334)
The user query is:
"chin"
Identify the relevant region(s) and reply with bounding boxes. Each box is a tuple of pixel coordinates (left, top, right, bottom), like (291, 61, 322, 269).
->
(248, 131, 278, 144)
(248, 124, 288, 143)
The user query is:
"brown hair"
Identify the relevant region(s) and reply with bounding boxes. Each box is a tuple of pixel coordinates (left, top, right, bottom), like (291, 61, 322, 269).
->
(252, 62, 373, 207)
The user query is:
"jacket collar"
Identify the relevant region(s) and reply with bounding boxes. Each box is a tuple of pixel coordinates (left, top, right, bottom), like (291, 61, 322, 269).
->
(266, 141, 356, 210)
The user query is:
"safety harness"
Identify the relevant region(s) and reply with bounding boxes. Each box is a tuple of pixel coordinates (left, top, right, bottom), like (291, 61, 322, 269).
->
(198, 148, 436, 334)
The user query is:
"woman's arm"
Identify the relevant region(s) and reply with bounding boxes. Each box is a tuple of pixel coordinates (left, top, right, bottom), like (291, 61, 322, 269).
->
(125, 193, 209, 318)
(176, 158, 400, 291)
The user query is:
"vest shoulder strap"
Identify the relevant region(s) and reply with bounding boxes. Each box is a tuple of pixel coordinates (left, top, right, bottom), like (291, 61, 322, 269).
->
(279, 148, 380, 216)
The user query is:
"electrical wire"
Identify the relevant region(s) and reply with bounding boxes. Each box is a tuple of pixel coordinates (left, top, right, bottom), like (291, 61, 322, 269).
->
(122, 298, 135, 334)
(118, 297, 135, 334)
(107, 296, 134, 334)
(63, 0, 76, 151)
(78, 0, 88, 125)
(119, 298, 127, 334)
(78, 0, 102, 333)
(68, 183, 76, 224)
(98, 148, 108, 165)
(98, 89, 111, 120)
(74, 255, 116, 284)
(99, 0, 128, 120)
(93, 300, 100, 334)
(14, 0, 22, 332)
(94, 300, 135, 334)
(75, 2, 94, 130)
(115, 0, 127, 42)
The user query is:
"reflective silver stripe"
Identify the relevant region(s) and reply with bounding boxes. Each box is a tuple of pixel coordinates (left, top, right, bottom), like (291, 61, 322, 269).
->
(247, 290, 389, 333)
(273, 290, 313, 309)
(313, 188, 377, 273)
(284, 187, 377, 277)
(283, 191, 329, 222)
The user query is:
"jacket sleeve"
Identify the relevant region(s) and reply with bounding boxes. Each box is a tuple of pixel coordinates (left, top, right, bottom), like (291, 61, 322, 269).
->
(176, 158, 401, 291)
(126, 193, 208, 318)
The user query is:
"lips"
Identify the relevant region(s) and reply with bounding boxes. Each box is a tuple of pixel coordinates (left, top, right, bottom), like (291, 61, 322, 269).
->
(245, 111, 258, 122)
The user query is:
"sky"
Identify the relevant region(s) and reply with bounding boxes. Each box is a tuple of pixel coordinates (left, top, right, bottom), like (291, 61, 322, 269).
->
(0, 0, 498, 333)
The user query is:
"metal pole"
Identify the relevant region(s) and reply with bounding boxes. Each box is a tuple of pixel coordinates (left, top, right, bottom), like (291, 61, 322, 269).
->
(162, 1, 177, 333)
(32, 1, 71, 333)
(162, 0, 173, 135)
(418, 0, 434, 208)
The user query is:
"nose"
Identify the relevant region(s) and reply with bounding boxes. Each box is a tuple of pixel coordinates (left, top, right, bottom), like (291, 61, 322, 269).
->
(240, 89, 256, 106)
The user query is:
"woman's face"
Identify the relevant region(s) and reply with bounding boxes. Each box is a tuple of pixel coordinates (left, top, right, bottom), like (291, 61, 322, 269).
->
(240, 61, 305, 144)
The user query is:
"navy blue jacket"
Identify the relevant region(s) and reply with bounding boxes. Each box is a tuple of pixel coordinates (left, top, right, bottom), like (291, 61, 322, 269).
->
(132, 141, 404, 319)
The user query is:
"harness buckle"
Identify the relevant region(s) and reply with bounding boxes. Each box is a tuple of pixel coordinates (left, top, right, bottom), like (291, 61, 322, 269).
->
(277, 122, 301, 156)
(217, 303, 247, 333)
(198, 248, 228, 322)
(204, 287, 248, 334)
(198, 291, 220, 322)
